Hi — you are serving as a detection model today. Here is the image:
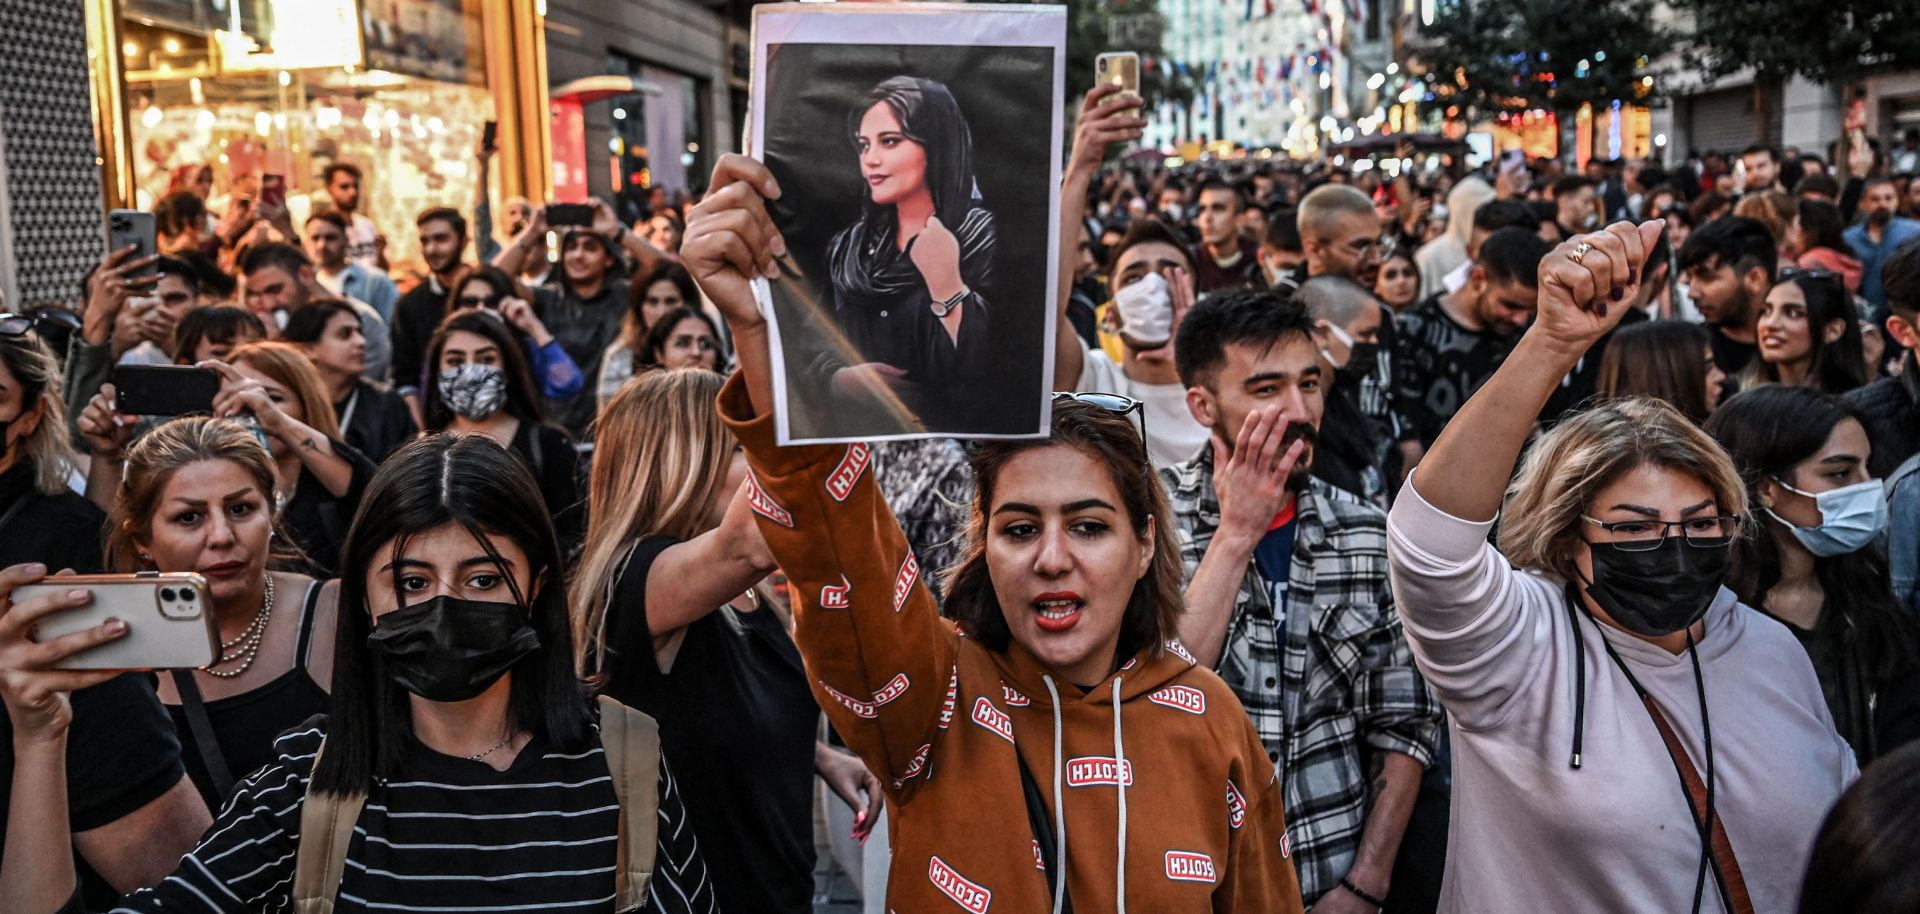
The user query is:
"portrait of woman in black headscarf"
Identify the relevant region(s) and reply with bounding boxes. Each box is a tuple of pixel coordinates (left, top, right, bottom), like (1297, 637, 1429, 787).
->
(808, 75, 998, 430)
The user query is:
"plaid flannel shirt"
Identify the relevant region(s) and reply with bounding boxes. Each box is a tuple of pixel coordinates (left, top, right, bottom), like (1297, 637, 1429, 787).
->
(1163, 449, 1442, 904)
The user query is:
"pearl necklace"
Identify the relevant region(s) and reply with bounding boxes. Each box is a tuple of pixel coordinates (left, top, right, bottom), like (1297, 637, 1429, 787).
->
(205, 574, 275, 679)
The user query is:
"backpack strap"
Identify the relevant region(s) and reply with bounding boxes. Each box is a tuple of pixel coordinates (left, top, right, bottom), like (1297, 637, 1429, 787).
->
(291, 738, 365, 914)
(596, 694, 661, 912)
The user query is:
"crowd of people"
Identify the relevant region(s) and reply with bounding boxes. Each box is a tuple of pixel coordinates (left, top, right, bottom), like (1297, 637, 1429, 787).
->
(0, 86, 1917, 914)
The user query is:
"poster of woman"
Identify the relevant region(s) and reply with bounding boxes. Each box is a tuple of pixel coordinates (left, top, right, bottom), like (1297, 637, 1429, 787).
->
(749, 3, 1066, 444)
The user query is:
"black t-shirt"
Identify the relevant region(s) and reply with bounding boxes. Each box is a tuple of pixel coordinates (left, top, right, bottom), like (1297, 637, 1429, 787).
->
(533, 281, 627, 436)
(337, 379, 419, 465)
(1709, 324, 1758, 377)
(280, 438, 377, 578)
(1393, 294, 1521, 447)
(1, 673, 186, 909)
(390, 277, 449, 394)
(0, 461, 104, 574)
(508, 420, 583, 554)
(598, 537, 819, 914)
(1313, 382, 1387, 505)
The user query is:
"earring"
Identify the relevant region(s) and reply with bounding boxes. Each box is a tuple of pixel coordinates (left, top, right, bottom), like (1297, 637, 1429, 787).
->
(138, 552, 152, 562)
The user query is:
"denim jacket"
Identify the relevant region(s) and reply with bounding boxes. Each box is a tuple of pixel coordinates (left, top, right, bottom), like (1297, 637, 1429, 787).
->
(1887, 452, 1920, 621)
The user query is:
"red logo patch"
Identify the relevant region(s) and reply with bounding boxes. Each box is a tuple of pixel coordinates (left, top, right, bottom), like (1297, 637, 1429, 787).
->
(819, 576, 851, 610)
(1066, 756, 1134, 787)
(1001, 685, 1030, 707)
(744, 470, 794, 528)
(1226, 780, 1247, 829)
(820, 681, 876, 719)
(1280, 831, 1292, 859)
(1148, 685, 1206, 715)
(826, 442, 871, 502)
(872, 673, 910, 708)
(1164, 850, 1217, 884)
(938, 667, 959, 729)
(971, 697, 1013, 743)
(1165, 639, 1197, 664)
(903, 742, 932, 779)
(1032, 840, 1045, 870)
(928, 856, 992, 913)
(892, 552, 919, 612)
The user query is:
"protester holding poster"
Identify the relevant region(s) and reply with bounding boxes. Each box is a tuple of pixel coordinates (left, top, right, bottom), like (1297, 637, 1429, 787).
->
(751, 3, 1060, 443)
(685, 134, 1304, 910)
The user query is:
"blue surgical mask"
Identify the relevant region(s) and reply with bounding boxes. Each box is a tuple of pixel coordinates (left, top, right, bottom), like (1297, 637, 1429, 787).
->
(1765, 478, 1887, 557)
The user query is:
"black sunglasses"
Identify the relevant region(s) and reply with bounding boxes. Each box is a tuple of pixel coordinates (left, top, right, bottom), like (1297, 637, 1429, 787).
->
(1053, 391, 1149, 463)
(1777, 267, 1844, 287)
(0, 309, 80, 339)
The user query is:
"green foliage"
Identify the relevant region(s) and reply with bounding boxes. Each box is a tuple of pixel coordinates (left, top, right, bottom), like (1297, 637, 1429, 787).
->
(1412, 0, 1674, 119)
(1680, 0, 1920, 84)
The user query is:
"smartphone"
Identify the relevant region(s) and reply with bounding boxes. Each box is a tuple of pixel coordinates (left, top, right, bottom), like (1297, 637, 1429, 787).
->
(19, 573, 219, 671)
(107, 210, 157, 278)
(481, 119, 498, 151)
(1498, 149, 1527, 177)
(112, 364, 221, 417)
(546, 202, 594, 227)
(1096, 52, 1142, 105)
(259, 173, 286, 211)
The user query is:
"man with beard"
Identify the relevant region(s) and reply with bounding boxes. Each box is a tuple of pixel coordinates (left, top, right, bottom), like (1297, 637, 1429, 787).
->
(389, 207, 475, 396)
(1847, 177, 1920, 312)
(1163, 287, 1440, 913)
(1678, 215, 1775, 376)
(238, 243, 391, 381)
(1393, 227, 1550, 473)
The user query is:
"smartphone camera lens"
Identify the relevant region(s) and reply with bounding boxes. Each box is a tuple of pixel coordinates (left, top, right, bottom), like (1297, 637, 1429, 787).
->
(160, 587, 178, 602)
(179, 588, 196, 602)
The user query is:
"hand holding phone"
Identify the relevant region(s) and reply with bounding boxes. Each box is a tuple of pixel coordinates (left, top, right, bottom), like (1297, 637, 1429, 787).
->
(546, 203, 595, 227)
(15, 573, 219, 671)
(1095, 52, 1142, 108)
(107, 210, 158, 278)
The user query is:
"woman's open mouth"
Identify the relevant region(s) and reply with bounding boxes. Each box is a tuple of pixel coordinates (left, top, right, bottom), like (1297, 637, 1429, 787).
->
(1033, 592, 1083, 633)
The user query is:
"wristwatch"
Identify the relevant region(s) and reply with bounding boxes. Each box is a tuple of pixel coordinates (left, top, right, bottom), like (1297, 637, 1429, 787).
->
(929, 286, 970, 317)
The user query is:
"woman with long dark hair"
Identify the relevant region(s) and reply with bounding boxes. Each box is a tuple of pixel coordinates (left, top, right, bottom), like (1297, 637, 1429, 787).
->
(422, 310, 582, 549)
(0, 435, 717, 912)
(1705, 385, 1920, 762)
(684, 154, 1302, 912)
(601, 263, 701, 407)
(808, 76, 999, 431)
(640, 307, 726, 373)
(1595, 320, 1727, 424)
(442, 264, 584, 402)
(1753, 271, 1867, 394)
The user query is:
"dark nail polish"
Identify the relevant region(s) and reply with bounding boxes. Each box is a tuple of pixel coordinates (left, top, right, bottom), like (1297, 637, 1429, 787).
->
(1627, 267, 1637, 284)
(1596, 301, 1610, 318)
(1609, 287, 1624, 302)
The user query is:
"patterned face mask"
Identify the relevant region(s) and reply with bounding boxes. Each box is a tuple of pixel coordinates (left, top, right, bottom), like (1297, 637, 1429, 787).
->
(437, 363, 508, 421)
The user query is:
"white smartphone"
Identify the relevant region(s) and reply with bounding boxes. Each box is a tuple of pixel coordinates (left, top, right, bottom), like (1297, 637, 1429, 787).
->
(1096, 52, 1142, 105)
(19, 573, 220, 671)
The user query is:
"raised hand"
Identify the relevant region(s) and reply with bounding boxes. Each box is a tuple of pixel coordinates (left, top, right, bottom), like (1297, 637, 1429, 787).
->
(1068, 84, 1149, 177)
(1532, 219, 1665, 357)
(907, 216, 964, 302)
(77, 385, 137, 456)
(497, 295, 551, 345)
(202, 359, 289, 438)
(683, 154, 786, 332)
(83, 246, 159, 346)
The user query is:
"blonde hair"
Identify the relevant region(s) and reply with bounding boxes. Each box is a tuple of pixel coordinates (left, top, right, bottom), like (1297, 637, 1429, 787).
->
(0, 336, 78, 495)
(1498, 397, 1748, 582)
(572, 368, 732, 673)
(227, 341, 341, 441)
(105, 416, 283, 571)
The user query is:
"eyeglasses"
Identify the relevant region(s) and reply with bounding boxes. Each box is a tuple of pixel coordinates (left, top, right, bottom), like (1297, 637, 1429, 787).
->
(0, 310, 79, 339)
(1053, 392, 1149, 461)
(457, 295, 502, 309)
(1580, 515, 1740, 551)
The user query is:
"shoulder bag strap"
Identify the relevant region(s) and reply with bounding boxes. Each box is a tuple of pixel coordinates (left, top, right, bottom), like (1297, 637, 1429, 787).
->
(291, 737, 366, 914)
(596, 695, 660, 912)
(1640, 695, 1756, 914)
(170, 670, 236, 801)
(295, 580, 325, 669)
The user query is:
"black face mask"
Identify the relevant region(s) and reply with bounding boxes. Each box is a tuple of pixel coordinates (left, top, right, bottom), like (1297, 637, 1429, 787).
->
(366, 596, 542, 702)
(1582, 537, 1733, 636)
(1336, 342, 1381, 385)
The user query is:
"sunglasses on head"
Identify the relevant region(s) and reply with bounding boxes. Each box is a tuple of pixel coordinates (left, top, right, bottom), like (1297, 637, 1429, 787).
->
(0, 309, 81, 339)
(1777, 267, 1846, 289)
(1053, 391, 1149, 464)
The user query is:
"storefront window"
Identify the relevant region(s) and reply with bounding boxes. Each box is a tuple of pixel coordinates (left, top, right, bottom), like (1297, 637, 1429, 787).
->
(117, 0, 495, 271)
(608, 51, 707, 226)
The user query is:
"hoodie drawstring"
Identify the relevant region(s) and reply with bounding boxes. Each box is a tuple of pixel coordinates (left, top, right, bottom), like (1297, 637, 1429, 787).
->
(1111, 676, 1128, 914)
(1041, 676, 1068, 914)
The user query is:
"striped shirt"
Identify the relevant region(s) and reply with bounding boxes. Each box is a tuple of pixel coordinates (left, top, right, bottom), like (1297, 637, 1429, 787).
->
(103, 716, 716, 914)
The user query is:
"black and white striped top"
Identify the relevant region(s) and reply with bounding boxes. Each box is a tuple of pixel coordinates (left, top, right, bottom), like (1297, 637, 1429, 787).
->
(101, 716, 717, 914)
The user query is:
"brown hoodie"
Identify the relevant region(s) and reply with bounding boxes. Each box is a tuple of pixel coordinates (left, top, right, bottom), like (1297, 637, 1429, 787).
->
(719, 376, 1303, 913)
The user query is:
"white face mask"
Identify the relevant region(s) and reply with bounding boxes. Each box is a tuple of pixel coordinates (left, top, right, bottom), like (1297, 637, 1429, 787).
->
(1112, 272, 1174, 350)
